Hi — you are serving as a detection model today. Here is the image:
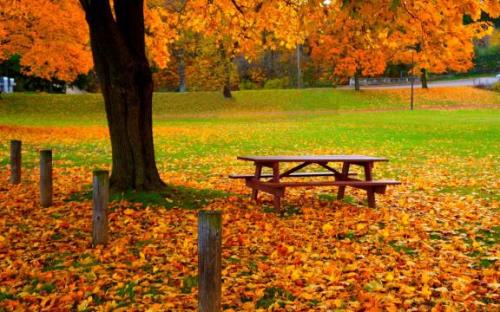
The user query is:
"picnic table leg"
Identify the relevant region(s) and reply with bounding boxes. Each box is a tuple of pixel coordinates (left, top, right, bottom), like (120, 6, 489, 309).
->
(337, 162, 350, 200)
(364, 163, 376, 208)
(271, 162, 283, 214)
(251, 163, 262, 201)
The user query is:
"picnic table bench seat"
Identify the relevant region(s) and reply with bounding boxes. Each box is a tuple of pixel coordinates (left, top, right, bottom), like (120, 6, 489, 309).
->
(231, 155, 400, 213)
(261, 179, 400, 188)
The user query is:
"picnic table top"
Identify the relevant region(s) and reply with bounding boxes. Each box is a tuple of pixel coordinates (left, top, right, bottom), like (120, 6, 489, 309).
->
(237, 155, 389, 163)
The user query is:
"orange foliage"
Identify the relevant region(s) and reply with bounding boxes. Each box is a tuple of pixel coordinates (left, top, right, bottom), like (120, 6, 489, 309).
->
(311, 1, 391, 79)
(1, 0, 498, 82)
(0, 0, 92, 81)
(389, 0, 494, 75)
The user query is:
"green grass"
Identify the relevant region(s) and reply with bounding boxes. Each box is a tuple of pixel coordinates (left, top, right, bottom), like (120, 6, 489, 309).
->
(0, 89, 406, 125)
(0, 90, 498, 202)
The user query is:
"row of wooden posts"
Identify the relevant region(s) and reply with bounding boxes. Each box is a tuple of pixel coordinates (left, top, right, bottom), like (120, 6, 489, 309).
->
(8, 140, 222, 311)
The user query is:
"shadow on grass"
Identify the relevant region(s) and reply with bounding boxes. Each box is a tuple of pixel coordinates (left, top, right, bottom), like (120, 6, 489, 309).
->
(66, 184, 230, 210)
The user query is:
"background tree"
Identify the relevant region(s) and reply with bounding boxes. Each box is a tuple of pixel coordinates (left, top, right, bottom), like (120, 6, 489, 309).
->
(310, 0, 392, 91)
(390, 0, 494, 88)
(0, 0, 92, 81)
(184, 0, 268, 98)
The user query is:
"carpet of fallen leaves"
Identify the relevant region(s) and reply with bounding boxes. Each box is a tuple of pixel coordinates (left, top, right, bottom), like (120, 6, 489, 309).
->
(386, 87, 500, 109)
(0, 122, 499, 311)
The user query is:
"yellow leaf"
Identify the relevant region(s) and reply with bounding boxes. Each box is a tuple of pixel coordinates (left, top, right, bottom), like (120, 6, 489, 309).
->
(380, 228, 390, 239)
(123, 208, 135, 215)
(402, 285, 416, 294)
(421, 271, 431, 284)
(291, 269, 301, 281)
(401, 213, 410, 225)
(356, 223, 366, 231)
(421, 284, 432, 299)
(301, 292, 313, 300)
(333, 299, 343, 308)
(385, 271, 394, 282)
(322, 223, 334, 233)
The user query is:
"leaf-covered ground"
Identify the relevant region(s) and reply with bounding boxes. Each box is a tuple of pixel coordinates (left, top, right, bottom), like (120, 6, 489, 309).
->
(0, 90, 499, 311)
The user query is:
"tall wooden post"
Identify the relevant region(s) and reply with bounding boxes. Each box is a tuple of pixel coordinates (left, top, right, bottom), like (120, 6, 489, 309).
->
(198, 210, 222, 312)
(10, 140, 21, 184)
(40, 149, 53, 207)
(92, 170, 109, 246)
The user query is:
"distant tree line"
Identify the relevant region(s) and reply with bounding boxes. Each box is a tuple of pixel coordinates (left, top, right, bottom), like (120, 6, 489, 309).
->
(1, 1, 498, 94)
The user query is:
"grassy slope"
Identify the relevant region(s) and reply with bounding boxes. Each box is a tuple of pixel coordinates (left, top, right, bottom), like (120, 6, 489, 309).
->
(1, 87, 498, 126)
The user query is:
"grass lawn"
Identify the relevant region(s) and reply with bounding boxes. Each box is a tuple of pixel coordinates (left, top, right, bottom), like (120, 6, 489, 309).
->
(0, 87, 498, 310)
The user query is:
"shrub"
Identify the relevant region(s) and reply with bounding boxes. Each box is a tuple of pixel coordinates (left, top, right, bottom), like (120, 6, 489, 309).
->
(492, 82, 500, 93)
(239, 80, 259, 90)
(263, 78, 290, 89)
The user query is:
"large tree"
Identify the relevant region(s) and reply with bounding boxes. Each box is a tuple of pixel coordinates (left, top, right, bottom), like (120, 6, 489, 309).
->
(79, 0, 165, 191)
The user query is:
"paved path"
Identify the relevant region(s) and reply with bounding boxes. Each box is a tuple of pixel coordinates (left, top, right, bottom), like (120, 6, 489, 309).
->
(344, 76, 498, 90)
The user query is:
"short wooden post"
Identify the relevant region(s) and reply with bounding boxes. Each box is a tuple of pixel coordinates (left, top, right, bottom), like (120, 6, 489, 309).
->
(10, 140, 22, 184)
(92, 170, 109, 246)
(40, 149, 53, 207)
(198, 210, 222, 312)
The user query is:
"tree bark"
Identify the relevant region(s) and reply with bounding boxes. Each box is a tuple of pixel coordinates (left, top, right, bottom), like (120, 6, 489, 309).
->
(354, 72, 361, 91)
(177, 48, 187, 92)
(420, 68, 428, 89)
(80, 0, 165, 191)
(219, 44, 232, 98)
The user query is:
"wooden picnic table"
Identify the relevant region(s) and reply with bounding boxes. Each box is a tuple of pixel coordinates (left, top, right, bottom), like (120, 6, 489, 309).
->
(230, 155, 400, 213)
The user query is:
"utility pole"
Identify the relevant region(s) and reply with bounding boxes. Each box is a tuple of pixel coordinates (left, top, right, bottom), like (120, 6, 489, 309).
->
(407, 46, 417, 111)
(410, 50, 415, 111)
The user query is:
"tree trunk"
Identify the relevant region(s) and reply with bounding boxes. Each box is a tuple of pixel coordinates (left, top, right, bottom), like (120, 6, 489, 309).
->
(80, 0, 165, 191)
(354, 72, 361, 91)
(177, 48, 187, 92)
(296, 44, 303, 89)
(223, 83, 232, 98)
(420, 68, 428, 89)
(219, 44, 232, 99)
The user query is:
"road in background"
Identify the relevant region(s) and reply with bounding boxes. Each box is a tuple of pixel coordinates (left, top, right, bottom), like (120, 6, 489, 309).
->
(344, 76, 498, 90)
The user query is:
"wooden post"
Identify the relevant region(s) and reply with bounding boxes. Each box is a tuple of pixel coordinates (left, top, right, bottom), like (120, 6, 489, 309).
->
(10, 140, 21, 184)
(92, 170, 109, 246)
(40, 149, 53, 207)
(198, 210, 222, 312)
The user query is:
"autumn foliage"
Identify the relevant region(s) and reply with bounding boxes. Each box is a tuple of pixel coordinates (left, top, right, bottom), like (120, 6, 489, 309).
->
(0, 1, 499, 310)
(0, 0, 498, 84)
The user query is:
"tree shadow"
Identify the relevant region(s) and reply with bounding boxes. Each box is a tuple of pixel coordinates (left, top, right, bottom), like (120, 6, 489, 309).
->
(65, 184, 230, 210)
